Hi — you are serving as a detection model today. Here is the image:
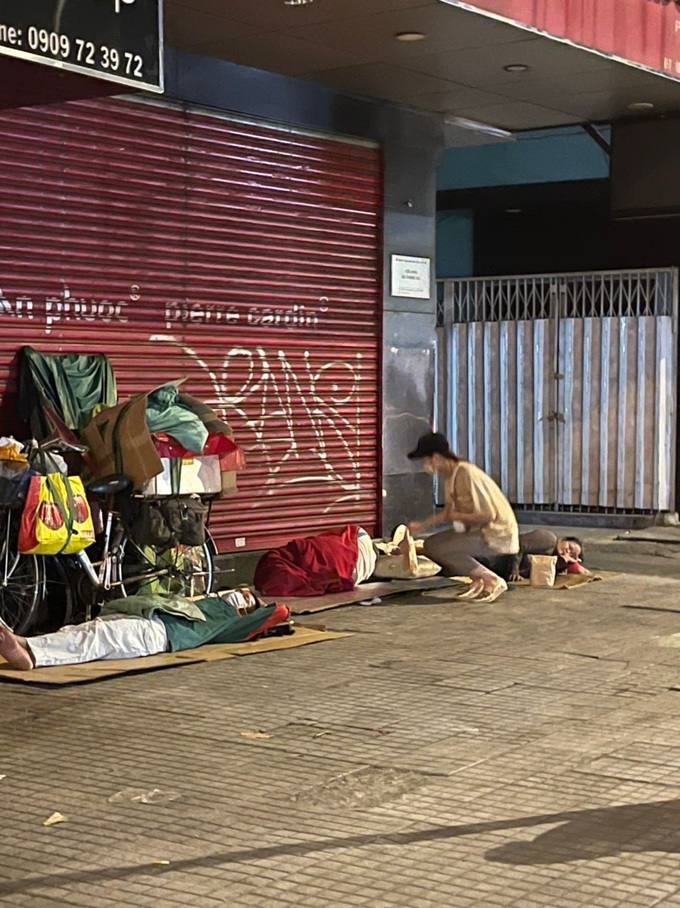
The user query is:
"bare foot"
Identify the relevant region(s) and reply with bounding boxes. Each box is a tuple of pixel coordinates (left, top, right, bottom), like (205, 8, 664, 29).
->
(0, 626, 34, 670)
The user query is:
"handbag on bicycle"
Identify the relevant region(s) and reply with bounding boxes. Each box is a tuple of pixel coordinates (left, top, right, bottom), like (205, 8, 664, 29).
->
(18, 450, 95, 556)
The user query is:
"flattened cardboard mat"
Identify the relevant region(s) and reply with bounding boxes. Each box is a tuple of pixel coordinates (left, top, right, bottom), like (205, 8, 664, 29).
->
(509, 571, 617, 591)
(278, 573, 610, 614)
(281, 576, 459, 614)
(0, 624, 352, 686)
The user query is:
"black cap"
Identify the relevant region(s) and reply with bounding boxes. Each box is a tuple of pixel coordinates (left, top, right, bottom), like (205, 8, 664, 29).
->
(407, 432, 452, 460)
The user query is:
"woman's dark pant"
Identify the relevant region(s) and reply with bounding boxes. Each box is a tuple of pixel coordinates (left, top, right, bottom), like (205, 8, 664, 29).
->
(485, 529, 558, 579)
(422, 530, 510, 577)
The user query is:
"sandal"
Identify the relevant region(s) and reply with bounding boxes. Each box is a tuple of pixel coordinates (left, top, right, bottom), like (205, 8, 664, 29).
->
(475, 579, 508, 603)
(456, 579, 485, 600)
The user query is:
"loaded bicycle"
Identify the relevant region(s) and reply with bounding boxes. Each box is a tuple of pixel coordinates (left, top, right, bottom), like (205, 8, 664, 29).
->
(0, 436, 216, 634)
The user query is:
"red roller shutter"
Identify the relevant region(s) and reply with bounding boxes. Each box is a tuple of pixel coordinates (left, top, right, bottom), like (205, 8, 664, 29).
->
(0, 97, 382, 551)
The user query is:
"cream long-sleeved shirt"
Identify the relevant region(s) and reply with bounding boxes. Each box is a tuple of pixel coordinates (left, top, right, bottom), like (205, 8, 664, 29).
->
(447, 461, 519, 554)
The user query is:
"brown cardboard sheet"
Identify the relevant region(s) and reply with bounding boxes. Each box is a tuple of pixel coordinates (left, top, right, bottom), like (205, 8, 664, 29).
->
(281, 576, 458, 614)
(509, 571, 617, 591)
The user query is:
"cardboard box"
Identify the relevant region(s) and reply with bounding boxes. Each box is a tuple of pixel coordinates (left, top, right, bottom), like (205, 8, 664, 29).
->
(142, 455, 221, 497)
(81, 393, 163, 491)
(221, 470, 238, 496)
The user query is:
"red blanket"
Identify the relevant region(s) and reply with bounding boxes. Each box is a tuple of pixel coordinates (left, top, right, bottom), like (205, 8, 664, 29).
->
(254, 525, 361, 597)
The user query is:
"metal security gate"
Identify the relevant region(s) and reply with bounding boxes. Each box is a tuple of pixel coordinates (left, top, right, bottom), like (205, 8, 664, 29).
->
(437, 269, 678, 514)
(0, 96, 383, 551)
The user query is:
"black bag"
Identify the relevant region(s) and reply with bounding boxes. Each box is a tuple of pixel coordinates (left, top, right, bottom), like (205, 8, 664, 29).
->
(0, 470, 32, 510)
(161, 497, 209, 547)
(130, 501, 174, 549)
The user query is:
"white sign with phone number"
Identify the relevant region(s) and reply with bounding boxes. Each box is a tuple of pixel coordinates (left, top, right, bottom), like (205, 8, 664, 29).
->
(0, 0, 162, 92)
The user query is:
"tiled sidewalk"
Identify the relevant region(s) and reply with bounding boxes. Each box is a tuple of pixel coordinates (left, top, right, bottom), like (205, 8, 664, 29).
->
(3, 572, 680, 906)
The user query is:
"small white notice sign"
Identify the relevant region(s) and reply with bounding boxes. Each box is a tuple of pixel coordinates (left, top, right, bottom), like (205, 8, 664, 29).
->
(390, 255, 431, 299)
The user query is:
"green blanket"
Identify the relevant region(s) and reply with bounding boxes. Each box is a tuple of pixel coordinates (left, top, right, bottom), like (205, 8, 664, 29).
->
(19, 346, 117, 437)
(100, 593, 286, 652)
(99, 593, 206, 623)
(145, 384, 208, 453)
(157, 596, 285, 651)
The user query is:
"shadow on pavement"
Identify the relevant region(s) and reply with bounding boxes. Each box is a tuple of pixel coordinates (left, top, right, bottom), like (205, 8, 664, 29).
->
(4, 798, 680, 895)
(485, 797, 680, 864)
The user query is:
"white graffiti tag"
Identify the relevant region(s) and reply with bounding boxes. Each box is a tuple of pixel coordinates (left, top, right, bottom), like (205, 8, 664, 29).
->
(150, 336, 364, 512)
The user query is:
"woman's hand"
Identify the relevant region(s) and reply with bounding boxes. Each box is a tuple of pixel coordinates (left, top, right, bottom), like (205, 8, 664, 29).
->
(508, 571, 522, 583)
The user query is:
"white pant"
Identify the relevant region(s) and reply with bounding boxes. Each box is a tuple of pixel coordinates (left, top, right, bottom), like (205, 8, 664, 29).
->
(27, 615, 168, 668)
(353, 529, 377, 584)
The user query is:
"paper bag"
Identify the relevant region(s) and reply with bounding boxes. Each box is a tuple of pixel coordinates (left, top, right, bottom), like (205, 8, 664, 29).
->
(528, 554, 557, 588)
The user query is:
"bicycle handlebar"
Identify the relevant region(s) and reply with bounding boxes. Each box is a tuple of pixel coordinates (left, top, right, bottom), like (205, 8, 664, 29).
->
(30, 438, 89, 456)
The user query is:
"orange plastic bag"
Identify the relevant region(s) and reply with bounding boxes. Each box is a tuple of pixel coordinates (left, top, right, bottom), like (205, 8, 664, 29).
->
(18, 473, 95, 555)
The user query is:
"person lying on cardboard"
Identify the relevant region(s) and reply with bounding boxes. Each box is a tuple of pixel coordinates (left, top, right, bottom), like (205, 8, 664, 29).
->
(501, 530, 590, 581)
(0, 590, 289, 672)
(253, 524, 441, 598)
(254, 525, 373, 597)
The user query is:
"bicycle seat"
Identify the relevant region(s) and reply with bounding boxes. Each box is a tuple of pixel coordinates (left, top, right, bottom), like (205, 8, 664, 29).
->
(87, 474, 131, 497)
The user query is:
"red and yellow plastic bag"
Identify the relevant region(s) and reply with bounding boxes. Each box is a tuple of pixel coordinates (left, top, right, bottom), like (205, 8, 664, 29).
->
(18, 473, 95, 555)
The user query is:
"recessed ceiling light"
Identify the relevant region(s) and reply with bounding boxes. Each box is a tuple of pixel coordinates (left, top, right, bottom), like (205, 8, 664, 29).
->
(628, 101, 655, 110)
(505, 208, 522, 214)
(284, 0, 313, 5)
(503, 63, 530, 73)
(395, 31, 426, 42)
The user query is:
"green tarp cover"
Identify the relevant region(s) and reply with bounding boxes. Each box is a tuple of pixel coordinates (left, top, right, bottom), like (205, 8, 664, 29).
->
(19, 347, 117, 437)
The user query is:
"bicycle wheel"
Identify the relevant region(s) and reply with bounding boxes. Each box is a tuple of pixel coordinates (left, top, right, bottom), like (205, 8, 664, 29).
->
(118, 531, 216, 599)
(0, 532, 45, 634)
